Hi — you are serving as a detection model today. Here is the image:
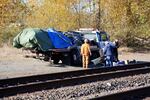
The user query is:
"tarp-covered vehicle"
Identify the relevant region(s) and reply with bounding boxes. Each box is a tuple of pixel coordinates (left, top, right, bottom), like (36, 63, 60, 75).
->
(13, 28, 101, 65)
(13, 28, 54, 51)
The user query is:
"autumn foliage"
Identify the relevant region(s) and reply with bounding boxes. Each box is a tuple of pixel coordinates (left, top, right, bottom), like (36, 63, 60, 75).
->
(0, 0, 149, 49)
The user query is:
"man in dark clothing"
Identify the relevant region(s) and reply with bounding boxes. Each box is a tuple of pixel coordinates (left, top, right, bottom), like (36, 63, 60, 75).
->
(103, 41, 115, 66)
(113, 39, 119, 62)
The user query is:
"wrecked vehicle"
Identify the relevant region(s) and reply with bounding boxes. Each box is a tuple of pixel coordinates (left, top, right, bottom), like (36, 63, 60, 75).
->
(13, 28, 109, 66)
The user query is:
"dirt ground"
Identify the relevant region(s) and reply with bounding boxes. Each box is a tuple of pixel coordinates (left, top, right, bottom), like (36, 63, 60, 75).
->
(0, 46, 150, 79)
(0, 46, 82, 79)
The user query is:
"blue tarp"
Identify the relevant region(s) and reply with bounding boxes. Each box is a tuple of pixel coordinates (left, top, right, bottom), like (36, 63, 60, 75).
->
(47, 28, 73, 49)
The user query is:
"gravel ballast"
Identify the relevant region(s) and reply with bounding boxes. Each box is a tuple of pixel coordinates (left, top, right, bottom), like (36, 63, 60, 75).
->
(3, 73, 150, 100)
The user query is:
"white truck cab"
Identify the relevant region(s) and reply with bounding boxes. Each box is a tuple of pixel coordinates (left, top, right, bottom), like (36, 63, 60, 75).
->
(76, 28, 110, 49)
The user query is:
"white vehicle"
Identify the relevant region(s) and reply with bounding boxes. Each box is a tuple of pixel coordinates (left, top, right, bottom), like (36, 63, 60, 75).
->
(76, 28, 110, 49)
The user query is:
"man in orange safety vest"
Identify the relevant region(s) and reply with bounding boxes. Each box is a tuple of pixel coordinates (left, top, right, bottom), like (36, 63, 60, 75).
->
(81, 39, 92, 68)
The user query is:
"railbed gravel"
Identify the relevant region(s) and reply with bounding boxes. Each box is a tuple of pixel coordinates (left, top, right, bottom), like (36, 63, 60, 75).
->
(3, 73, 150, 100)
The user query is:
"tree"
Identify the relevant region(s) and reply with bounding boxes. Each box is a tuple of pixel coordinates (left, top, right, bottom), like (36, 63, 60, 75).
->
(0, 0, 26, 44)
(25, 0, 78, 31)
(98, 0, 150, 48)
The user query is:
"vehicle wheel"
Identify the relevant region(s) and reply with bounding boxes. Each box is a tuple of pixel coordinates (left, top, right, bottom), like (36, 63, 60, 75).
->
(62, 55, 71, 65)
(43, 55, 50, 61)
(53, 58, 60, 64)
(70, 49, 81, 66)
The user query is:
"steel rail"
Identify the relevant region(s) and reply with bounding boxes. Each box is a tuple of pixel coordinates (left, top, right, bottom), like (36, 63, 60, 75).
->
(89, 85, 150, 100)
(0, 62, 150, 87)
(0, 65, 150, 98)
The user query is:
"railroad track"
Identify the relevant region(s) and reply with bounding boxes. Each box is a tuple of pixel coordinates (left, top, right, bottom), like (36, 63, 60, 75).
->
(0, 62, 150, 98)
(90, 85, 150, 100)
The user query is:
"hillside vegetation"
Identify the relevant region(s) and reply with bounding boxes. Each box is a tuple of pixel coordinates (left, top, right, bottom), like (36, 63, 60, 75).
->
(0, 0, 149, 49)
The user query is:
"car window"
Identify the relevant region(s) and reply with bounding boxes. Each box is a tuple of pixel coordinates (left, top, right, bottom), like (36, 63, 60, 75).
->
(84, 33, 96, 41)
(101, 33, 108, 41)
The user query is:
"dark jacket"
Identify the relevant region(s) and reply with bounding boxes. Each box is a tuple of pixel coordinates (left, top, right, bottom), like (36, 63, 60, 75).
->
(103, 42, 115, 56)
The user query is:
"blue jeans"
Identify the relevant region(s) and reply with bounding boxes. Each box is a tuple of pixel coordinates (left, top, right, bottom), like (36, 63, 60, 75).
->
(105, 56, 113, 67)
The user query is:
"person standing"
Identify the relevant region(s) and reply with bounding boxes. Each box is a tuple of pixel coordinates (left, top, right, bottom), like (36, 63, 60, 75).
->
(81, 39, 92, 68)
(113, 39, 119, 62)
(103, 41, 115, 67)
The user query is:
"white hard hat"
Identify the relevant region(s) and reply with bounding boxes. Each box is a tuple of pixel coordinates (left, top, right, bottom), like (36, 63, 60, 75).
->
(84, 39, 89, 43)
(115, 39, 118, 42)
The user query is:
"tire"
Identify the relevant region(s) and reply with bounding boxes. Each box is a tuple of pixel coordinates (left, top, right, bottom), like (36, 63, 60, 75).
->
(71, 48, 81, 65)
(43, 55, 50, 61)
(62, 54, 71, 65)
(53, 58, 60, 64)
